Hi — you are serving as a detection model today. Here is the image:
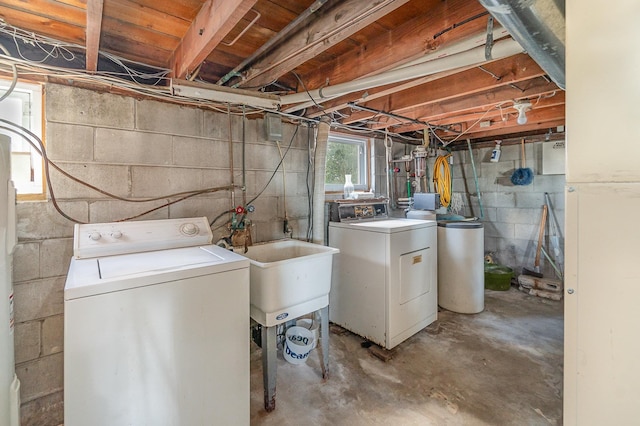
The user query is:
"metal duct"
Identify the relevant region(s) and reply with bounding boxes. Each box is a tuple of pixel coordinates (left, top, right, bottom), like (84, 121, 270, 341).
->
(479, 0, 565, 90)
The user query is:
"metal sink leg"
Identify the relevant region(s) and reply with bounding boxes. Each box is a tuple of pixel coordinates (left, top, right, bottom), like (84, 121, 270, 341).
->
(261, 324, 277, 412)
(261, 305, 330, 412)
(319, 305, 329, 380)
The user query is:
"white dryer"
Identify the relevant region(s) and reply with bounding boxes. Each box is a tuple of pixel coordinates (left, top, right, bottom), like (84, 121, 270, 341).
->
(328, 201, 437, 349)
(64, 217, 250, 426)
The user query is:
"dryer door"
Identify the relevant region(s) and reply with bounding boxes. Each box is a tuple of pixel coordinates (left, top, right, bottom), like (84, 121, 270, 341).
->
(388, 225, 438, 349)
(399, 248, 432, 304)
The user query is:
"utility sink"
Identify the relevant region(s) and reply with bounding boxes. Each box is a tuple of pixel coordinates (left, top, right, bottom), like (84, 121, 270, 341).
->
(243, 239, 339, 326)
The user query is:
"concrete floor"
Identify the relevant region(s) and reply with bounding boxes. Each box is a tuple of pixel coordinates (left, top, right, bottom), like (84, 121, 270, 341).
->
(249, 288, 563, 425)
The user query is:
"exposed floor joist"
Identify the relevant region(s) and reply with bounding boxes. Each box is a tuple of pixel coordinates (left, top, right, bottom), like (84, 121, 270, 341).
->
(403, 87, 565, 131)
(85, 0, 104, 72)
(299, 0, 491, 90)
(362, 77, 560, 132)
(237, 0, 411, 89)
(171, 0, 258, 78)
(332, 53, 546, 125)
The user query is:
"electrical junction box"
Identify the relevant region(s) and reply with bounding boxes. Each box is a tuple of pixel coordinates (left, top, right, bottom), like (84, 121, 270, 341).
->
(264, 113, 283, 141)
(542, 141, 566, 175)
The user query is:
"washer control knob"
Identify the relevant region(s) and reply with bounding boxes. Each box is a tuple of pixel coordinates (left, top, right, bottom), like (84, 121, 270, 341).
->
(180, 223, 199, 236)
(111, 231, 123, 239)
(89, 232, 102, 241)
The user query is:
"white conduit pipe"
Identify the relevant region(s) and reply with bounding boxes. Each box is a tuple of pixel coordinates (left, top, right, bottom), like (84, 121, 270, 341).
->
(280, 37, 524, 106)
(312, 117, 331, 245)
(391, 26, 508, 71)
(283, 28, 508, 114)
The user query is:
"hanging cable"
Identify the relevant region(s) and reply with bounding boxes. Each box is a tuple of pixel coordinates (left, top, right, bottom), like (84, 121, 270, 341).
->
(0, 42, 17, 102)
(0, 119, 236, 223)
(433, 154, 452, 208)
(247, 126, 298, 206)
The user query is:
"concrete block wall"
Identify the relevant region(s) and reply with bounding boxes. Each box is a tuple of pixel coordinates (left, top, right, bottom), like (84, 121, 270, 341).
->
(450, 142, 565, 277)
(384, 140, 565, 277)
(12, 83, 312, 424)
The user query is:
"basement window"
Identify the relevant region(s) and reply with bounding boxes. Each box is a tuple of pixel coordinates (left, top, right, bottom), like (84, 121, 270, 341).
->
(325, 133, 370, 192)
(0, 79, 44, 198)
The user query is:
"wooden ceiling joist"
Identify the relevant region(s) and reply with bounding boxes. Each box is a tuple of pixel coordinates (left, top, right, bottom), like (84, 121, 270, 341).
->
(435, 115, 566, 141)
(309, 53, 544, 122)
(415, 105, 565, 139)
(299, 0, 491, 91)
(237, 0, 412, 89)
(3, 0, 565, 142)
(85, 0, 104, 72)
(365, 79, 562, 131)
(346, 55, 546, 125)
(171, 0, 258, 78)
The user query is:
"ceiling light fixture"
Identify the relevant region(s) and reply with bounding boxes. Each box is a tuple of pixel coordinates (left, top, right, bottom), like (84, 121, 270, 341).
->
(170, 79, 281, 110)
(513, 101, 532, 125)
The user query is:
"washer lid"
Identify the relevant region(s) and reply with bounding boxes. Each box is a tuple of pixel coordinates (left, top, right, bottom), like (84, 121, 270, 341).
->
(64, 244, 249, 300)
(437, 221, 483, 229)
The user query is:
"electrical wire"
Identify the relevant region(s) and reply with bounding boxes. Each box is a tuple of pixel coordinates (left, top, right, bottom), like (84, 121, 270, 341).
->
(0, 19, 531, 149)
(433, 154, 452, 208)
(0, 119, 237, 223)
(1, 20, 171, 84)
(440, 101, 510, 146)
(247, 126, 298, 206)
(0, 42, 17, 102)
(290, 71, 334, 122)
(209, 209, 236, 227)
(0, 51, 421, 145)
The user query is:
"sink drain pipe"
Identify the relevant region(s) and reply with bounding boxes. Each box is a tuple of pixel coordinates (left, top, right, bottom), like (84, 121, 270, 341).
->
(312, 117, 331, 245)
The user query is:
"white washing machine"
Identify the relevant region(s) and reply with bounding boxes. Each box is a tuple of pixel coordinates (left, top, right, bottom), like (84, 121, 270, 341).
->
(64, 217, 250, 426)
(328, 201, 437, 349)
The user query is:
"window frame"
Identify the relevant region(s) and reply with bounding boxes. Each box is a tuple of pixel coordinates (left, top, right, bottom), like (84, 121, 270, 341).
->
(0, 79, 45, 200)
(324, 132, 371, 193)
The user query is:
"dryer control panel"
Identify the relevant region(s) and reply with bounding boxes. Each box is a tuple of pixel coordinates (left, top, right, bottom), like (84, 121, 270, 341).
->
(335, 202, 388, 222)
(73, 217, 213, 259)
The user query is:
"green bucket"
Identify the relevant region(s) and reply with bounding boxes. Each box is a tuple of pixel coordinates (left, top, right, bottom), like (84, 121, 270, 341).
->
(484, 263, 513, 291)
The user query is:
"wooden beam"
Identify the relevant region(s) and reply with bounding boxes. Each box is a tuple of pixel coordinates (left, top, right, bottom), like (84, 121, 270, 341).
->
(238, 0, 411, 89)
(85, 0, 104, 72)
(341, 54, 547, 125)
(366, 79, 562, 130)
(300, 0, 491, 90)
(386, 95, 565, 136)
(307, 53, 542, 120)
(428, 91, 565, 127)
(171, 0, 258, 78)
(425, 105, 566, 140)
(439, 119, 566, 142)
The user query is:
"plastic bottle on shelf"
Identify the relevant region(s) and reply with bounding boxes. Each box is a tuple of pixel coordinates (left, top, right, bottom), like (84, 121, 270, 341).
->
(343, 174, 355, 199)
(490, 140, 502, 162)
